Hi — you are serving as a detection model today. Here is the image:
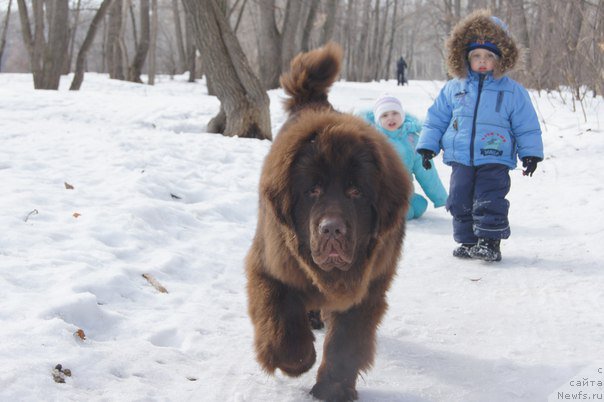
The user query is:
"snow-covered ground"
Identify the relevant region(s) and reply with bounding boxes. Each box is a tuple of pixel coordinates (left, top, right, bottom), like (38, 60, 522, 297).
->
(1, 73, 602, 402)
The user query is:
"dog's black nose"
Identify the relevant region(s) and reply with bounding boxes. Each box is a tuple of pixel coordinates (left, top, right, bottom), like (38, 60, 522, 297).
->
(319, 217, 346, 238)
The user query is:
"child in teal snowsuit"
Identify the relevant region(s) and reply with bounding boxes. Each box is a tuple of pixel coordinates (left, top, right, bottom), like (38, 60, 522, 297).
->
(361, 95, 448, 220)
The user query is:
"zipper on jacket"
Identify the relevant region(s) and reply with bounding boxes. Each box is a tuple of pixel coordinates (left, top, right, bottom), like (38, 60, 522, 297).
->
(496, 91, 504, 112)
(470, 74, 486, 166)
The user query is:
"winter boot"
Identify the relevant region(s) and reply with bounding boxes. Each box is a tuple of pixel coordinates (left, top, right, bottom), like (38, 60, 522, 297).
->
(453, 243, 475, 259)
(469, 238, 502, 262)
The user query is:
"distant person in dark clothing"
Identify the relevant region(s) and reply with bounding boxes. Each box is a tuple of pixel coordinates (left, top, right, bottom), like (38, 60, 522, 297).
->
(397, 56, 407, 85)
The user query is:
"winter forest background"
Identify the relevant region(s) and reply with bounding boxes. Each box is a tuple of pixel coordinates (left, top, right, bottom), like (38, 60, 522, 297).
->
(1, 0, 603, 99)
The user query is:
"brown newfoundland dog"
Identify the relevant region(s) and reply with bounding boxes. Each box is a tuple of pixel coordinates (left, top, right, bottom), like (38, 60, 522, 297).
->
(245, 42, 412, 401)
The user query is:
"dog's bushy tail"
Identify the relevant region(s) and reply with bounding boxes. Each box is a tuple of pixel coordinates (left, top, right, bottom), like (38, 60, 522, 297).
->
(280, 42, 343, 114)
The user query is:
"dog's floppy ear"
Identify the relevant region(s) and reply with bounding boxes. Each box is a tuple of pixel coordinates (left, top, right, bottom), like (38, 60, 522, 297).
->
(263, 179, 292, 228)
(260, 135, 297, 228)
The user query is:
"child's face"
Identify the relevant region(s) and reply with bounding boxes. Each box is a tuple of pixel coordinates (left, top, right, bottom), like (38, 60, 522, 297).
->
(468, 49, 497, 73)
(379, 111, 403, 131)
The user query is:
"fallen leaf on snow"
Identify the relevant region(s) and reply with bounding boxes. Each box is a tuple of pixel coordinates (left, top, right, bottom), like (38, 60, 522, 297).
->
(74, 329, 86, 341)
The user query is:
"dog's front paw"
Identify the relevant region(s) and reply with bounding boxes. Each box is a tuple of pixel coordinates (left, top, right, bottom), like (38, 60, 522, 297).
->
(255, 331, 316, 377)
(277, 343, 316, 376)
(310, 380, 358, 401)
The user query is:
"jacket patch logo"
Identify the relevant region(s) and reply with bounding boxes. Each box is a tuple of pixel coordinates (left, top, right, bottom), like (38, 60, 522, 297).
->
(454, 90, 468, 106)
(480, 132, 507, 156)
(454, 90, 467, 98)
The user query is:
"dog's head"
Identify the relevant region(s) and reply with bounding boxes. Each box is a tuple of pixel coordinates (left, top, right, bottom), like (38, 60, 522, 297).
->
(261, 111, 410, 274)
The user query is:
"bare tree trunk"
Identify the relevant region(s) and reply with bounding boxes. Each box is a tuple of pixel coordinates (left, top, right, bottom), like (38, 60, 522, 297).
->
(0, 0, 13, 72)
(490, 0, 500, 15)
(357, 0, 372, 81)
(369, 0, 381, 80)
(128, 0, 137, 50)
(17, 0, 43, 88)
(43, 0, 70, 88)
(184, 11, 196, 82)
(128, 0, 150, 83)
(181, 0, 271, 140)
(320, 0, 338, 45)
(344, 0, 356, 80)
(384, 0, 399, 80)
(595, 0, 604, 95)
(374, 1, 384, 80)
(375, 0, 391, 80)
(70, 0, 114, 90)
(18, 0, 69, 89)
(232, 0, 247, 34)
(442, 0, 453, 37)
(511, 0, 530, 49)
(563, 0, 586, 100)
(147, 0, 157, 85)
(107, 0, 125, 79)
(100, 12, 108, 73)
(256, 0, 282, 89)
(565, 0, 585, 63)
(67, 0, 82, 73)
(300, 0, 319, 52)
(171, 0, 186, 73)
(539, 0, 558, 90)
(280, 1, 303, 73)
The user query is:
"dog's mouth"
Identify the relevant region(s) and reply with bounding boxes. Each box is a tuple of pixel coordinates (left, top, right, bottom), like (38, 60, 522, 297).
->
(312, 240, 353, 272)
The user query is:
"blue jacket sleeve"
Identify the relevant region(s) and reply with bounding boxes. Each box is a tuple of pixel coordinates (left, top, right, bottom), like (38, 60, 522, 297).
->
(417, 84, 453, 155)
(511, 85, 544, 160)
(358, 110, 376, 125)
(412, 152, 448, 207)
(401, 115, 423, 135)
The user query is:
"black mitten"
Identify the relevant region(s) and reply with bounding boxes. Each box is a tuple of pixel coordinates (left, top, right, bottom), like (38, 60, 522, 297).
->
(418, 149, 435, 170)
(522, 157, 540, 177)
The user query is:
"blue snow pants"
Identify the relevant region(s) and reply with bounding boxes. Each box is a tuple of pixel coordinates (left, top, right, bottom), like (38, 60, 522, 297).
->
(446, 163, 511, 244)
(406, 193, 428, 220)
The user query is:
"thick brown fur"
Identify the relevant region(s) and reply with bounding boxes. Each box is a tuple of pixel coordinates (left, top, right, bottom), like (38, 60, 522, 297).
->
(245, 42, 412, 401)
(446, 9, 519, 79)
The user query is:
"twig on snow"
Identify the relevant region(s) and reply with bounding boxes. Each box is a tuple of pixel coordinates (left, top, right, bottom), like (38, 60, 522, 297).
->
(142, 273, 169, 293)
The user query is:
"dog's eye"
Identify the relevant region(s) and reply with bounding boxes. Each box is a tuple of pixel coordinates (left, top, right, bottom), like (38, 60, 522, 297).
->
(308, 185, 322, 197)
(347, 187, 362, 199)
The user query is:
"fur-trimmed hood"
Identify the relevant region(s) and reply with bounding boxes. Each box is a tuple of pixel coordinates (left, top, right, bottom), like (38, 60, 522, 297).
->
(446, 10, 518, 79)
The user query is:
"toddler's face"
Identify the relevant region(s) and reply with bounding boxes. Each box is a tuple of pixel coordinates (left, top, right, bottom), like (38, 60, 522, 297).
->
(379, 111, 403, 131)
(468, 48, 497, 73)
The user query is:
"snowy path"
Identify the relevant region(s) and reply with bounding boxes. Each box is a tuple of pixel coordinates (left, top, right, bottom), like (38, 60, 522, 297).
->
(0, 74, 602, 401)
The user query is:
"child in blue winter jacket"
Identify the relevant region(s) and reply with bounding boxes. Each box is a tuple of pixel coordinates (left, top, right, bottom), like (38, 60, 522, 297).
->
(416, 10, 544, 262)
(361, 95, 447, 220)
